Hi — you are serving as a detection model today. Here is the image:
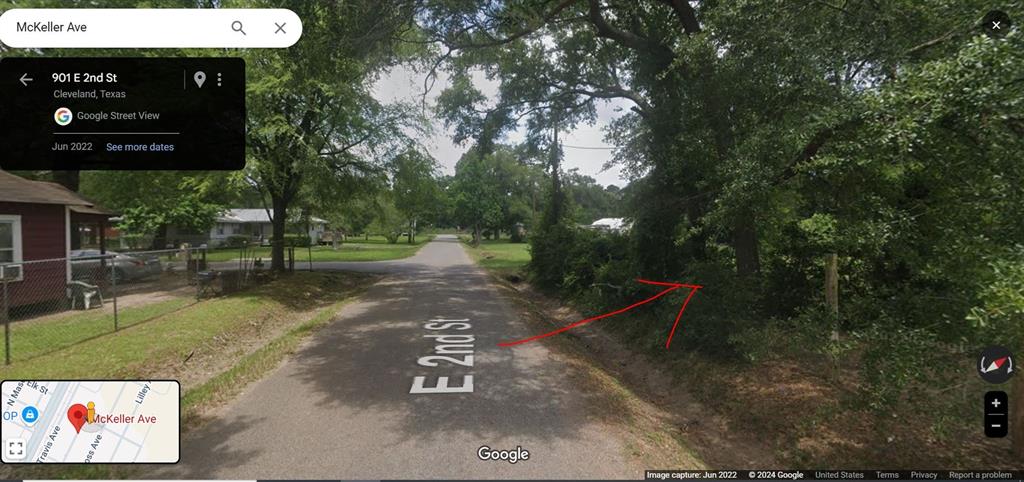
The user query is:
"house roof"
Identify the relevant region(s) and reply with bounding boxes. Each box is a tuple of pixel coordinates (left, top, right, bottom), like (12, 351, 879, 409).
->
(69, 204, 117, 216)
(216, 208, 327, 225)
(590, 217, 629, 230)
(0, 170, 114, 214)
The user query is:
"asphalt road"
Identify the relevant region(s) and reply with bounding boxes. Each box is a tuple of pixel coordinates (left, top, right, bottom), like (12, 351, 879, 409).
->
(149, 235, 633, 479)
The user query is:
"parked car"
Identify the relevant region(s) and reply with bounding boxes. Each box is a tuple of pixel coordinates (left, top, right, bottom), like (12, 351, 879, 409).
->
(70, 250, 162, 283)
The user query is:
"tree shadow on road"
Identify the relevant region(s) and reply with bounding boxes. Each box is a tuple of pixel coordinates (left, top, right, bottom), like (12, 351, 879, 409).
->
(150, 236, 633, 478)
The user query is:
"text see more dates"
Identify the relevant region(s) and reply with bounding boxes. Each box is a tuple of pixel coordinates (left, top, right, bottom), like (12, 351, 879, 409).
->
(0, 57, 244, 170)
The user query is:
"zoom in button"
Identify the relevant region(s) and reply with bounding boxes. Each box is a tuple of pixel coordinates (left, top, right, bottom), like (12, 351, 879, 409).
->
(985, 391, 1008, 438)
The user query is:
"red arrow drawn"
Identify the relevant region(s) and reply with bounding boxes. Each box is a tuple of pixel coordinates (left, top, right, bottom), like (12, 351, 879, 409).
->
(498, 278, 703, 349)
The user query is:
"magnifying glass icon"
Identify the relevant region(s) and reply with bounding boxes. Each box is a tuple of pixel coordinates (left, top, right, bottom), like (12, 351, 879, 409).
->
(231, 20, 246, 35)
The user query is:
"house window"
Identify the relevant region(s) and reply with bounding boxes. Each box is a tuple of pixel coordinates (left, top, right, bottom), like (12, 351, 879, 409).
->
(0, 214, 23, 281)
(216, 224, 225, 235)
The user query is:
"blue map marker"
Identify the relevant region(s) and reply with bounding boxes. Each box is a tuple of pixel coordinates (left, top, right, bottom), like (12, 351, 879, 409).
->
(21, 406, 38, 425)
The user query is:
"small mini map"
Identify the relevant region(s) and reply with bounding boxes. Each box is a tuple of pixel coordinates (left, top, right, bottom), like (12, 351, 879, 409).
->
(1, 380, 179, 463)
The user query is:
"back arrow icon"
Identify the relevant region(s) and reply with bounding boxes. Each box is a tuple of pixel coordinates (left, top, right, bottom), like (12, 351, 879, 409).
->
(19, 73, 32, 86)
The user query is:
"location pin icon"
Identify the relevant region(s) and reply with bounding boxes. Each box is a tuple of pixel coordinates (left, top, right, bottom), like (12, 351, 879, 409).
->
(194, 71, 206, 88)
(67, 403, 87, 434)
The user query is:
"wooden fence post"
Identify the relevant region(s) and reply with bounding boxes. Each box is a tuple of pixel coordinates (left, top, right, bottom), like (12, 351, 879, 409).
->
(3, 278, 9, 365)
(825, 253, 839, 341)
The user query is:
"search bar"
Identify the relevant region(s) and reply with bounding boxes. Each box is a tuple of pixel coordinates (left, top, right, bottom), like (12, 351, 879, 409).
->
(0, 9, 302, 48)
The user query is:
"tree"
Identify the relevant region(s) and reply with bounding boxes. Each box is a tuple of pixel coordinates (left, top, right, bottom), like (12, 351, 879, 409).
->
(244, 0, 421, 271)
(430, 175, 459, 229)
(423, 1, 1024, 419)
(322, 193, 383, 248)
(449, 145, 543, 244)
(368, 194, 407, 244)
(450, 150, 501, 245)
(391, 149, 441, 243)
(79, 171, 236, 248)
(421, 0, 680, 273)
(564, 169, 620, 224)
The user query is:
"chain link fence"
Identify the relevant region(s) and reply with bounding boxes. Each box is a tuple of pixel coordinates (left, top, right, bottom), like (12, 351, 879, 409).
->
(0, 241, 316, 365)
(0, 247, 215, 365)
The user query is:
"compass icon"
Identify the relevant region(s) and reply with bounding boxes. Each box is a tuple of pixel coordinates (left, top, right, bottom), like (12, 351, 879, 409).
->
(978, 345, 1015, 384)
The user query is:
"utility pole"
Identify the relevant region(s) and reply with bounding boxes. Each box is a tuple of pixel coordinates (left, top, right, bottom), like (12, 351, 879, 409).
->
(548, 111, 563, 222)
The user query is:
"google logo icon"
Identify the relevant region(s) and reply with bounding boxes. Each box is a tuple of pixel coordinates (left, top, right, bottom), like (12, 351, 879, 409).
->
(54, 107, 73, 126)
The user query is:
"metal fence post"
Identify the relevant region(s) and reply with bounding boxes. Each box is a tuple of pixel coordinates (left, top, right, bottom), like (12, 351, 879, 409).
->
(3, 278, 10, 365)
(111, 259, 118, 331)
(198, 247, 205, 299)
(192, 248, 199, 299)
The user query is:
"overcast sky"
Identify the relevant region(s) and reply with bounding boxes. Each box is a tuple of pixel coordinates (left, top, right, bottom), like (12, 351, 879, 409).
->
(372, 65, 631, 188)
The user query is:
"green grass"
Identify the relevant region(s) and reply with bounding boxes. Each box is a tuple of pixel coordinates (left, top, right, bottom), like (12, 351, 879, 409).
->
(4, 298, 195, 363)
(203, 235, 434, 262)
(0, 272, 376, 380)
(0, 271, 376, 480)
(461, 236, 531, 278)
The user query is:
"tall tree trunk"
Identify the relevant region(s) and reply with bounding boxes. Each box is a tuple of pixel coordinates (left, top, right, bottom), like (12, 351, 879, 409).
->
(150, 224, 169, 250)
(734, 210, 760, 277)
(52, 170, 80, 192)
(270, 195, 287, 272)
(472, 223, 481, 247)
(825, 253, 840, 340)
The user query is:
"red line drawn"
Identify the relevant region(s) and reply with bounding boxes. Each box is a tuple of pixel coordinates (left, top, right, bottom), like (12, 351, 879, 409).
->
(498, 278, 703, 349)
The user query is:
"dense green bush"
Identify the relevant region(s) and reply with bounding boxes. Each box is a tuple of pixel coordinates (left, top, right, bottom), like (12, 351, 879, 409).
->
(528, 221, 577, 291)
(967, 246, 1024, 350)
(508, 3, 1024, 418)
(282, 234, 312, 247)
(223, 235, 250, 248)
(859, 324, 944, 411)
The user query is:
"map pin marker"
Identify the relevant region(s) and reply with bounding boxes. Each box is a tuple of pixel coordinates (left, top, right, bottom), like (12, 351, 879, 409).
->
(67, 403, 87, 433)
(194, 71, 206, 88)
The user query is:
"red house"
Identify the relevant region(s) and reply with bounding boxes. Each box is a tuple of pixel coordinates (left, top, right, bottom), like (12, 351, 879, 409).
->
(0, 170, 116, 307)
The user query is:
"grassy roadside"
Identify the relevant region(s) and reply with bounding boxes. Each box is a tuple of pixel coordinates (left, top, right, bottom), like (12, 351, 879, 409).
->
(461, 237, 714, 472)
(463, 238, 1020, 469)
(0, 271, 379, 479)
(1, 273, 375, 380)
(204, 235, 434, 262)
(4, 297, 195, 363)
(459, 236, 531, 279)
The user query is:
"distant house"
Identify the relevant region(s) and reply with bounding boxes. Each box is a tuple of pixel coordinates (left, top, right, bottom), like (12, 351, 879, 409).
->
(587, 217, 630, 233)
(0, 170, 116, 306)
(209, 208, 328, 246)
